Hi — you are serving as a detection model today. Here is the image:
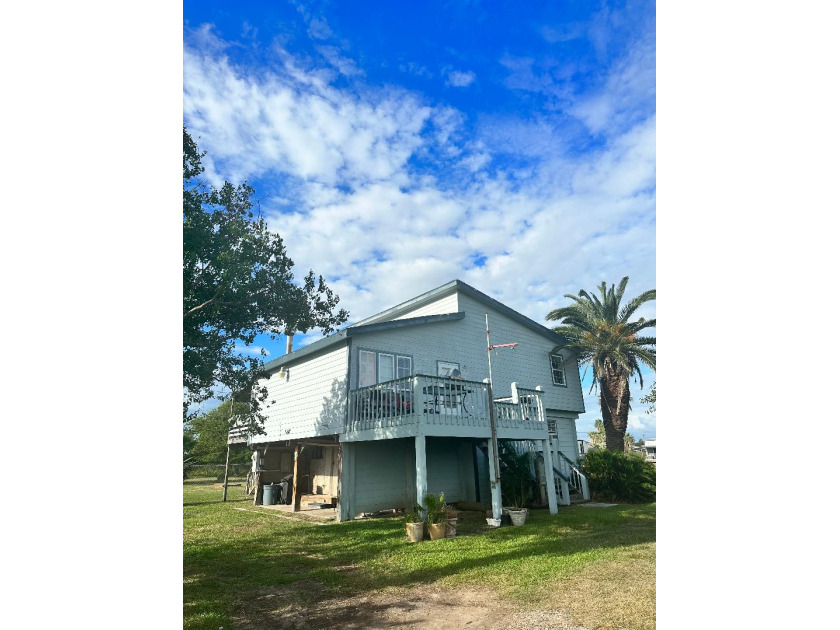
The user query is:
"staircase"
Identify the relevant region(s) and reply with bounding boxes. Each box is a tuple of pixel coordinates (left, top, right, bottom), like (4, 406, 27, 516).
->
(551, 443, 590, 506)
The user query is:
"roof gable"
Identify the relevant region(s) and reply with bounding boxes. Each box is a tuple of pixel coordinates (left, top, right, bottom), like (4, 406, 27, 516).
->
(264, 279, 564, 371)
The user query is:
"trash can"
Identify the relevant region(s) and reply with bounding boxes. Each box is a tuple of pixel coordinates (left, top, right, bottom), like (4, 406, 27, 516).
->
(262, 484, 276, 506)
(279, 474, 294, 505)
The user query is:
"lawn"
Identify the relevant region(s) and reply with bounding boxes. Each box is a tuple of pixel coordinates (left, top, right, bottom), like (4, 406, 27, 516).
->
(184, 480, 655, 629)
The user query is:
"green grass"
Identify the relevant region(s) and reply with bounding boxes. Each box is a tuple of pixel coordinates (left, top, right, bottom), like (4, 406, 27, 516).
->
(184, 481, 655, 629)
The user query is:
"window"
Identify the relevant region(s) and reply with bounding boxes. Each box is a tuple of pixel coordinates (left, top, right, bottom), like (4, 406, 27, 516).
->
(359, 350, 376, 387)
(550, 353, 567, 386)
(358, 350, 412, 386)
(397, 355, 412, 379)
(379, 353, 395, 383)
(437, 361, 461, 378)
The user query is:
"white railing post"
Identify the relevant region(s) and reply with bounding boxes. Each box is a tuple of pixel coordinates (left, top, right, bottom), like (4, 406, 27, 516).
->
(413, 376, 423, 426)
(535, 386, 545, 425)
(542, 437, 558, 515)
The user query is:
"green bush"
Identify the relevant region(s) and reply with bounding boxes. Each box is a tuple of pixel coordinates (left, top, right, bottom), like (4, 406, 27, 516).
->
(498, 442, 538, 508)
(580, 449, 656, 503)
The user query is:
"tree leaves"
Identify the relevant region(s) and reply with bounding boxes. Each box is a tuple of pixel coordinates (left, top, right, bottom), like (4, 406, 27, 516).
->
(546, 277, 655, 450)
(183, 128, 349, 425)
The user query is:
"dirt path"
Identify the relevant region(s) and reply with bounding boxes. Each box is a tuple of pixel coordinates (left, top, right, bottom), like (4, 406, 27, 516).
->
(234, 581, 588, 629)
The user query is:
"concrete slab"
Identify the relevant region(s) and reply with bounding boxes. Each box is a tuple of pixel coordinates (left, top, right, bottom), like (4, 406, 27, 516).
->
(578, 502, 618, 507)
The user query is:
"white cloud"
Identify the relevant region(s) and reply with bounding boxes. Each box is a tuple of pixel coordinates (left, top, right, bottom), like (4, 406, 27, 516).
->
(234, 344, 270, 357)
(184, 31, 655, 443)
(446, 70, 476, 87)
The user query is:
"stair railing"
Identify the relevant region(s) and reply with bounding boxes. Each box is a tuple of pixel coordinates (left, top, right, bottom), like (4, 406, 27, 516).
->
(555, 449, 590, 501)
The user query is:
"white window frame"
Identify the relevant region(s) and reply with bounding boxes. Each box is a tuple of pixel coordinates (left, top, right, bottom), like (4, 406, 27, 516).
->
(358, 349, 412, 387)
(550, 353, 567, 387)
(359, 350, 377, 388)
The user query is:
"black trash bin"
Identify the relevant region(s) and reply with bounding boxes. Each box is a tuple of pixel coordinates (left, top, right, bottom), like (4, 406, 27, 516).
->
(279, 474, 294, 505)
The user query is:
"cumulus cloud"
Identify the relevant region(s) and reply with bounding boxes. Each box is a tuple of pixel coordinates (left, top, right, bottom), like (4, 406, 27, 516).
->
(446, 70, 476, 87)
(184, 24, 655, 436)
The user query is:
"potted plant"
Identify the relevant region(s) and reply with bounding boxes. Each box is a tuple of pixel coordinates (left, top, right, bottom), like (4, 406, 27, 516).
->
(404, 504, 425, 543)
(423, 492, 448, 540)
(444, 503, 458, 538)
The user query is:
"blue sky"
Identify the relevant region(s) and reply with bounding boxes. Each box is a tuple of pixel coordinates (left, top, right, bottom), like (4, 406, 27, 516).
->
(184, 0, 656, 440)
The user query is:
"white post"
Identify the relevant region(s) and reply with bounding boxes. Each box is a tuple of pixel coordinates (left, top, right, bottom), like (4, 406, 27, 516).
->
(415, 435, 428, 510)
(510, 382, 519, 404)
(542, 438, 559, 515)
(487, 438, 503, 520)
(535, 386, 545, 424)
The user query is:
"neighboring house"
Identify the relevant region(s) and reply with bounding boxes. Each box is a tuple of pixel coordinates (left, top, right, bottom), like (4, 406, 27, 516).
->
(577, 438, 591, 457)
(644, 439, 656, 462)
(231, 279, 588, 521)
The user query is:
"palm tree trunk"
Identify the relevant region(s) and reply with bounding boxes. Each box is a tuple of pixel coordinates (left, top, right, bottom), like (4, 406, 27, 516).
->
(599, 372, 631, 452)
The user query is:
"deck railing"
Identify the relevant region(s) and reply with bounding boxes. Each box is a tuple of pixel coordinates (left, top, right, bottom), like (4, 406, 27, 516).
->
(346, 375, 546, 434)
(227, 415, 250, 444)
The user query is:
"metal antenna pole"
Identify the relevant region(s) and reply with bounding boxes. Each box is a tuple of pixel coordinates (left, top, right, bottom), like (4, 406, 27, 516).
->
(485, 314, 500, 484)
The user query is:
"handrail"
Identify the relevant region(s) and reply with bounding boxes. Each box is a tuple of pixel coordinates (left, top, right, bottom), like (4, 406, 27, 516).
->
(553, 448, 589, 500)
(553, 466, 571, 483)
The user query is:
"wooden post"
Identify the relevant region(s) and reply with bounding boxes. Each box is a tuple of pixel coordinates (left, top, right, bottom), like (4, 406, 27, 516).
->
(292, 444, 302, 512)
(252, 449, 261, 506)
(415, 435, 427, 510)
(253, 445, 269, 506)
(222, 443, 231, 502)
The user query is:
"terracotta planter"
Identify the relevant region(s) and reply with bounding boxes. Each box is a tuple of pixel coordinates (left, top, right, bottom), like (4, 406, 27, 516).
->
(406, 522, 424, 543)
(428, 522, 446, 540)
(508, 509, 528, 526)
(445, 517, 458, 538)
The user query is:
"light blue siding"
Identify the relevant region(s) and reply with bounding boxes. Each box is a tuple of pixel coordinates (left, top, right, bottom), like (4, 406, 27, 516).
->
(549, 413, 580, 463)
(254, 342, 348, 443)
(353, 440, 412, 514)
(426, 438, 464, 503)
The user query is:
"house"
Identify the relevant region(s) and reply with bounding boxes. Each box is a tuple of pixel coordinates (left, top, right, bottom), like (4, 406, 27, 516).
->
(644, 438, 656, 462)
(577, 438, 591, 457)
(231, 279, 589, 522)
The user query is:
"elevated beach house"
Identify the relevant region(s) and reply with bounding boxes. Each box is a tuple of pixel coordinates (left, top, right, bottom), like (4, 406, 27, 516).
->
(231, 279, 589, 521)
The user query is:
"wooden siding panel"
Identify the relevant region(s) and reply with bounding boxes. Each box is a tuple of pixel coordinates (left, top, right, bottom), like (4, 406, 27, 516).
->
(310, 446, 339, 498)
(253, 343, 348, 443)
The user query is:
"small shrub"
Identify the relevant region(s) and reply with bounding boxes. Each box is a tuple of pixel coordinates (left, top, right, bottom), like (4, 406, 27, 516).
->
(580, 449, 656, 503)
(404, 504, 424, 524)
(422, 492, 447, 524)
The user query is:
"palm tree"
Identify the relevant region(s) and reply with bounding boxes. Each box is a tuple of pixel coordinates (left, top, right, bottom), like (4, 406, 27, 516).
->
(547, 277, 655, 452)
